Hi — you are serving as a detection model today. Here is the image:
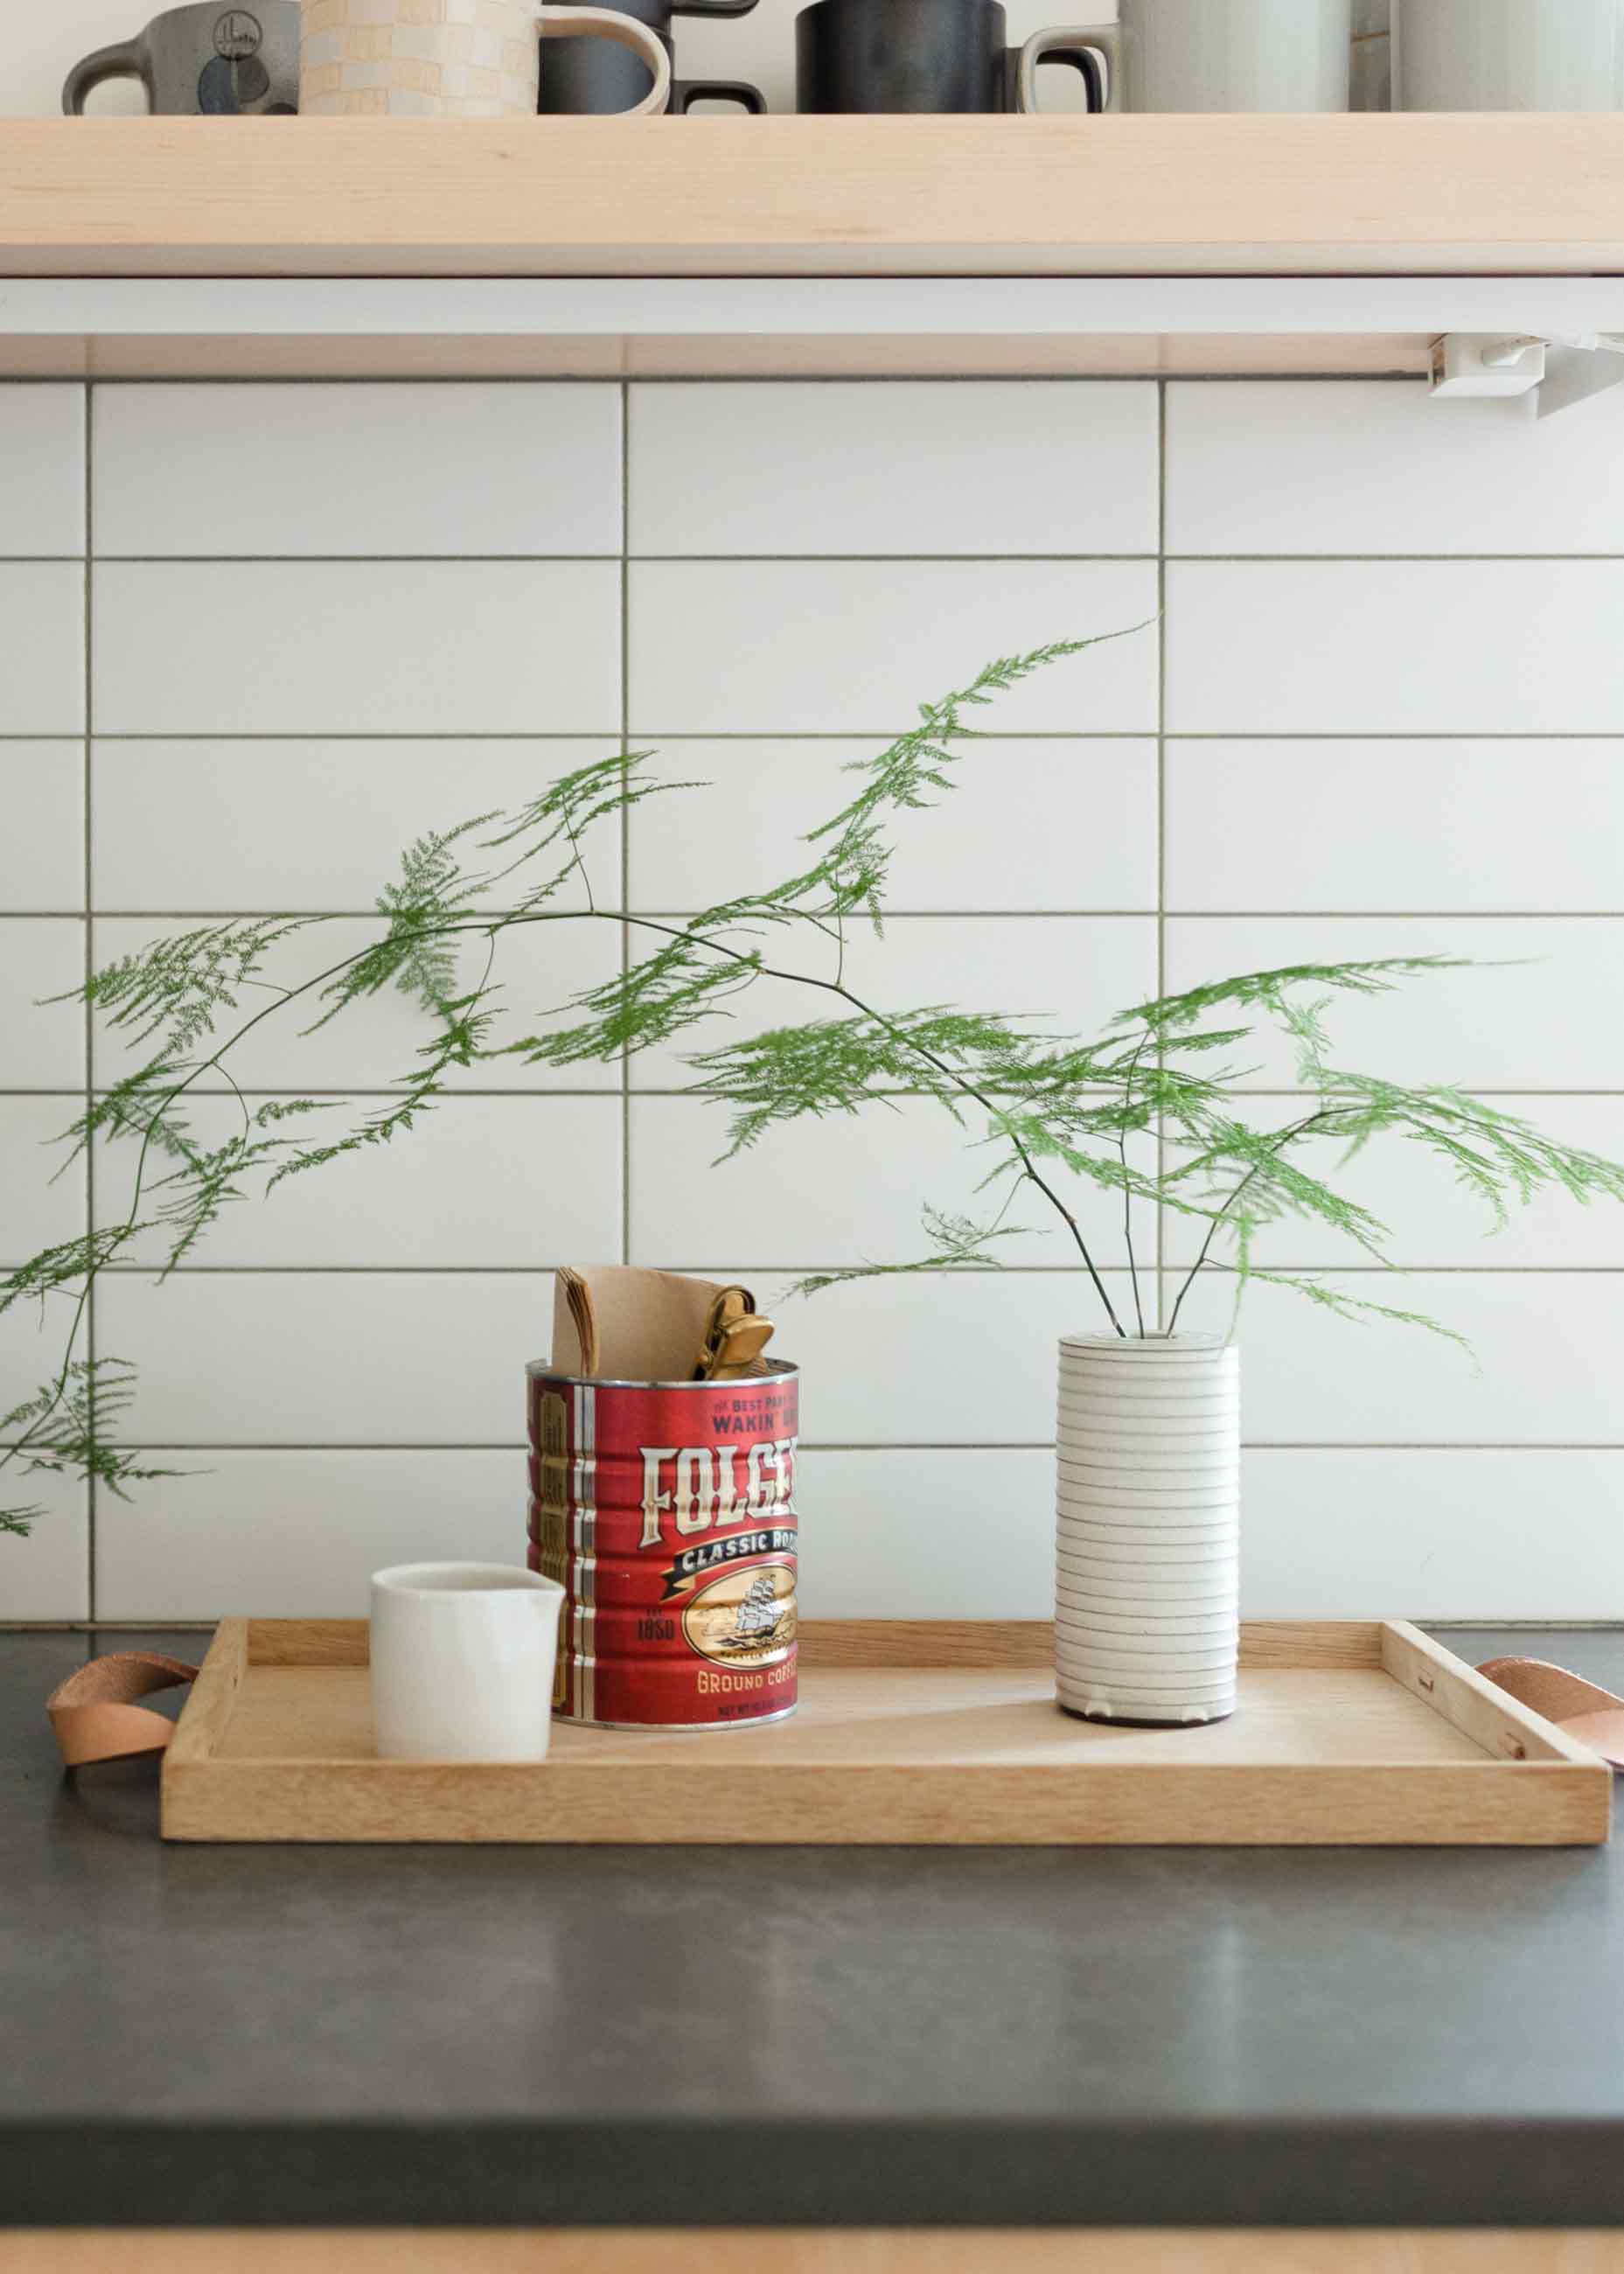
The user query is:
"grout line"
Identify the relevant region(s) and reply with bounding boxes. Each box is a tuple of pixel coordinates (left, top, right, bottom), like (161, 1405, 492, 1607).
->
(14, 909, 1624, 924)
(1153, 377, 1167, 1336)
(45, 1441, 1624, 1456)
(81, 380, 96, 1626)
(619, 379, 632, 1269)
(62, 1263, 1624, 1279)
(13, 729, 1624, 744)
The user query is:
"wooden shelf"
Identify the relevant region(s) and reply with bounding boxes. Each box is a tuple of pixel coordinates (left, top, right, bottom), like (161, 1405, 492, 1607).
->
(4, 114, 1624, 281)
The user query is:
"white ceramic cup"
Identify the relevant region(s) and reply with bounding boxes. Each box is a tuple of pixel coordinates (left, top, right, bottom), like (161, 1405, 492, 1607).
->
(301, 0, 672, 115)
(370, 1560, 564, 1761)
(1392, 0, 1624, 110)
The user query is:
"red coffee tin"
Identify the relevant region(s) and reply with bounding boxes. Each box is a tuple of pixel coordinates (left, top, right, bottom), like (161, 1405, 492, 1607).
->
(525, 1361, 799, 1730)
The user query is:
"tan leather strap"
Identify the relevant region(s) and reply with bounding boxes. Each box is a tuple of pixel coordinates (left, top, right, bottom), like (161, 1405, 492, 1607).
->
(45, 1650, 199, 1768)
(1478, 1655, 1624, 1771)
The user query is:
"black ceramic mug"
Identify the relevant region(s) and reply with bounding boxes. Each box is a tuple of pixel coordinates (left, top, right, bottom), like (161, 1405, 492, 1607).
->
(796, 0, 1103, 110)
(540, 0, 765, 114)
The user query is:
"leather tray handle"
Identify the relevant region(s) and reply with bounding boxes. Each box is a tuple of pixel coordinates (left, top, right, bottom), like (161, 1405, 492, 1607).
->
(45, 1650, 199, 1768)
(1479, 1655, 1624, 1771)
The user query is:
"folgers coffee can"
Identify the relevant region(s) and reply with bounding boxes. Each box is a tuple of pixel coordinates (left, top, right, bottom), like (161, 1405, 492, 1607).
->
(525, 1361, 799, 1730)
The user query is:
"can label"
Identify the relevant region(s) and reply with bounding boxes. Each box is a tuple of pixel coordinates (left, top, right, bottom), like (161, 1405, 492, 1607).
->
(526, 1365, 799, 1728)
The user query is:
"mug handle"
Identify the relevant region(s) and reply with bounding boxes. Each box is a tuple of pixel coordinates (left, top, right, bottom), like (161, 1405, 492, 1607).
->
(536, 5, 673, 115)
(62, 37, 150, 115)
(1017, 24, 1119, 114)
(673, 77, 766, 112)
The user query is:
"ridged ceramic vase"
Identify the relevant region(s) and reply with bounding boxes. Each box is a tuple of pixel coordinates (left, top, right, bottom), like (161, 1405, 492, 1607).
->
(1054, 1331, 1240, 1727)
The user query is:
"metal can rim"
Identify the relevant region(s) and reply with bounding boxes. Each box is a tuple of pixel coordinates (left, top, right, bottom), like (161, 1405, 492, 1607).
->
(526, 1359, 799, 1392)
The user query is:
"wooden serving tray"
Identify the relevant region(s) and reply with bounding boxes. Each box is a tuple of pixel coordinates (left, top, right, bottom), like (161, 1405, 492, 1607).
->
(161, 1618, 1613, 1847)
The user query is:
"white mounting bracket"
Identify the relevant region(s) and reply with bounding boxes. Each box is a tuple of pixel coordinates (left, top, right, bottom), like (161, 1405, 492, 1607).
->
(1431, 330, 1624, 415)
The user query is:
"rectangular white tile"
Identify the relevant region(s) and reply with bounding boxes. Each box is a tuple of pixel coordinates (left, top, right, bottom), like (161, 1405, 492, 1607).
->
(1162, 1095, 1624, 1271)
(1167, 379, 1624, 556)
(94, 1449, 521, 1620)
(0, 1466, 87, 1622)
(0, 745, 82, 913)
(1240, 1448, 1624, 1618)
(627, 737, 1158, 914)
(97, 1272, 546, 1446)
(0, 387, 83, 556)
(1166, 561, 1624, 735)
(628, 915, 1158, 1091)
(94, 562, 621, 735)
(94, 383, 621, 559)
(630, 381, 1158, 558)
(705, 1268, 1142, 1444)
(631, 561, 1160, 734)
(92, 916, 621, 1093)
(99, 1093, 620, 1269)
(0, 565, 83, 733)
(628, 1096, 1141, 1273)
(0, 919, 86, 1088)
(1167, 1267, 1624, 1446)
(798, 1447, 1054, 1618)
(1162, 916, 1624, 1090)
(0, 1097, 85, 1264)
(92, 737, 621, 913)
(1166, 739, 1624, 915)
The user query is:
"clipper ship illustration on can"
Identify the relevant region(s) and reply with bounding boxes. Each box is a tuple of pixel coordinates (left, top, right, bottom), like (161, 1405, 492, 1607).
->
(526, 1361, 799, 1730)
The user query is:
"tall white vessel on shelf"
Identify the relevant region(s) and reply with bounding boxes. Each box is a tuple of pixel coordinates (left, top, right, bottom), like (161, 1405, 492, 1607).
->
(1054, 1333, 1240, 1727)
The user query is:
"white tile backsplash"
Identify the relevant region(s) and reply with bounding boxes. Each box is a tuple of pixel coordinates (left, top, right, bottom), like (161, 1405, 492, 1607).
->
(1166, 739, 1624, 915)
(1167, 380, 1624, 556)
(628, 1095, 1138, 1272)
(92, 737, 621, 912)
(1240, 1450, 1624, 1619)
(1164, 917, 1624, 1090)
(0, 566, 83, 733)
(94, 561, 622, 735)
(100, 1093, 621, 1270)
(628, 914, 1157, 1090)
(94, 1449, 521, 1621)
(626, 737, 1159, 914)
(0, 745, 83, 912)
(0, 919, 87, 1088)
(5, 373, 1624, 1623)
(1169, 1268, 1624, 1446)
(630, 560, 1160, 733)
(92, 916, 622, 1092)
(631, 381, 1159, 558)
(0, 387, 84, 558)
(94, 384, 622, 560)
(1167, 561, 1624, 735)
(97, 1271, 547, 1446)
(1163, 1094, 1624, 1271)
(0, 1097, 85, 1263)
(0, 1467, 87, 1622)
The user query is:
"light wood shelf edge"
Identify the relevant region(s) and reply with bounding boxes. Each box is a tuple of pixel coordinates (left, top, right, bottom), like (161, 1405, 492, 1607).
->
(4, 115, 1624, 280)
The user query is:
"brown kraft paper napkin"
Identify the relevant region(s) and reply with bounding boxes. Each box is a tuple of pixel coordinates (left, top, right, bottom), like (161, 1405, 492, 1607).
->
(552, 1265, 774, 1382)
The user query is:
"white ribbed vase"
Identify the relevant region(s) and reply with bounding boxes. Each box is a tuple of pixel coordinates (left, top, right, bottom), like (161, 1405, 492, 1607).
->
(1054, 1331, 1239, 1727)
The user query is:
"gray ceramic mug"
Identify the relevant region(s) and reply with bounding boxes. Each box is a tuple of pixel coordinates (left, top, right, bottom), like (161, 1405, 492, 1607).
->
(64, 0, 299, 113)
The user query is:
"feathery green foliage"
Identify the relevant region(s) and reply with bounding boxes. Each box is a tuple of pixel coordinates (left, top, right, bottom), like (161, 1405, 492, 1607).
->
(6, 623, 1623, 1537)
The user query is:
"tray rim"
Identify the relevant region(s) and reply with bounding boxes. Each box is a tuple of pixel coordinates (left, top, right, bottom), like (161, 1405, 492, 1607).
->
(160, 1616, 1614, 1849)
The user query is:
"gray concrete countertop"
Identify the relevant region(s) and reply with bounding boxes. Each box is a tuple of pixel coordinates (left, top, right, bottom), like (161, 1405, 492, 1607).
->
(3, 1625, 1622, 2230)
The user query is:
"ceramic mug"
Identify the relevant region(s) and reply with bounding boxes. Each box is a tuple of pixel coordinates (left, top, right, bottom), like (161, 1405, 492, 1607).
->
(370, 1561, 564, 1761)
(1392, 0, 1624, 109)
(540, 0, 764, 114)
(798, 0, 1105, 113)
(65, 0, 300, 112)
(301, 0, 672, 115)
(1027, 0, 1352, 111)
